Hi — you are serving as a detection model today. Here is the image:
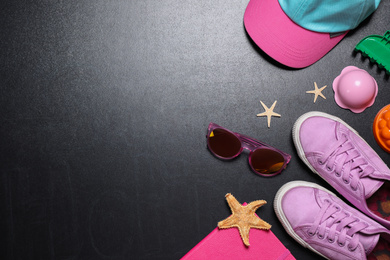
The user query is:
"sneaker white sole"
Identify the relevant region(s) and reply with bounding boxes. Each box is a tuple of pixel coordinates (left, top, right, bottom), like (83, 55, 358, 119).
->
(274, 180, 339, 260)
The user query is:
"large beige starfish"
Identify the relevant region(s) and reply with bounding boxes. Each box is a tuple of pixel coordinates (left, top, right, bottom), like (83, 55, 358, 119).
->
(306, 82, 327, 103)
(218, 193, 271, 246)
(256, 100, 281, 128)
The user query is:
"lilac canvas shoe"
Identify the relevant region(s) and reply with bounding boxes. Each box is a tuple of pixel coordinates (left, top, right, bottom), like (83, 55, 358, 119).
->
(293, 111, 390, 229)
(274, 181, 390, 260)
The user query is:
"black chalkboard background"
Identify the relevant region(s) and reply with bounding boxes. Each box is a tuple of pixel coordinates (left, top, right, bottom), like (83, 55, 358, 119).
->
(1, 1, 390, 259)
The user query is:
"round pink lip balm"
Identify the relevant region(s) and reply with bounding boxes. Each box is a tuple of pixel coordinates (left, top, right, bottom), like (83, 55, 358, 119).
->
(333, 66, 378, 113)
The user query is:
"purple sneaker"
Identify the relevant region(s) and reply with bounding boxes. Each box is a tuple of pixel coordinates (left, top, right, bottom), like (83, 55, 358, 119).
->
(293, 111, 390, 229)
(274, 181, 390, 260)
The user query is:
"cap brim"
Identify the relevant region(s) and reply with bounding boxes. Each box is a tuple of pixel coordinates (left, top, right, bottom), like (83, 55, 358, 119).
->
(244, 0, 348, 68)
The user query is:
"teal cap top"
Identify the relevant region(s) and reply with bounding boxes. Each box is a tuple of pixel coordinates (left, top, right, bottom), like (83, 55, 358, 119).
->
(279, 0, 381, 33)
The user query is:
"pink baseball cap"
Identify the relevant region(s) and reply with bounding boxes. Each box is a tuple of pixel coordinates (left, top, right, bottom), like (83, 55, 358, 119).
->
(244, 0, 381, 68)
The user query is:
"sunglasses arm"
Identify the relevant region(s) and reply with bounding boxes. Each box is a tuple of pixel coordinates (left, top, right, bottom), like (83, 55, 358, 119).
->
(236, 133, 291, 159)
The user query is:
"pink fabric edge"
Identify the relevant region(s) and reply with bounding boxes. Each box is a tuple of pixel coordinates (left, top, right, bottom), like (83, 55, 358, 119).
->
(243, 0, 347, 68)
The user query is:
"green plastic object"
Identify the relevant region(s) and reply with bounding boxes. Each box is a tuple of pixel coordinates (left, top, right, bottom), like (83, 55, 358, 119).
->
(354, 30, 390, 75)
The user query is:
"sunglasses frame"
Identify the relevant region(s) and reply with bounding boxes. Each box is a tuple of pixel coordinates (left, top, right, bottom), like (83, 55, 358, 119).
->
(207, 122, 291, 177)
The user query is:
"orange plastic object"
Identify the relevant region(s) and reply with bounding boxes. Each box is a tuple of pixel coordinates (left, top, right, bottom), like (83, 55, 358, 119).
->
(373, 104, 390, 153)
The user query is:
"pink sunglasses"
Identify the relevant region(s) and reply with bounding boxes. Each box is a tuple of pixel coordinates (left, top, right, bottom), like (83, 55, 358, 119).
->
(207, 122, 291, 177)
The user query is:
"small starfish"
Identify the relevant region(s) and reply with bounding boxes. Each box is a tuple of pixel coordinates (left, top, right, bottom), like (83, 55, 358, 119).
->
(218, 193, 271, 246)
(306, 82, 327, 103)
(257, 100, 281, 128)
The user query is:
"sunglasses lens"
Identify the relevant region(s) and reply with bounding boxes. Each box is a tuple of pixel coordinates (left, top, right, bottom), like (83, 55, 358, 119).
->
(250, 149, 285, 175)
(208, 128, 241, 158)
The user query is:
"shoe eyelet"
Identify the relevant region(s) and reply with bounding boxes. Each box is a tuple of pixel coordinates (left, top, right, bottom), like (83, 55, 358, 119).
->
(338, 241, 345, 247)
(317, 233, 324, 239)
(343, 178, 350, 184)
(308, 231, 315, 237)
(335, 172, 341, 177)
(326, 166, 332, 171)
(318, 159, 325, 165)
(328, 238, 334, 243)
(348, 245, 356, 252)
